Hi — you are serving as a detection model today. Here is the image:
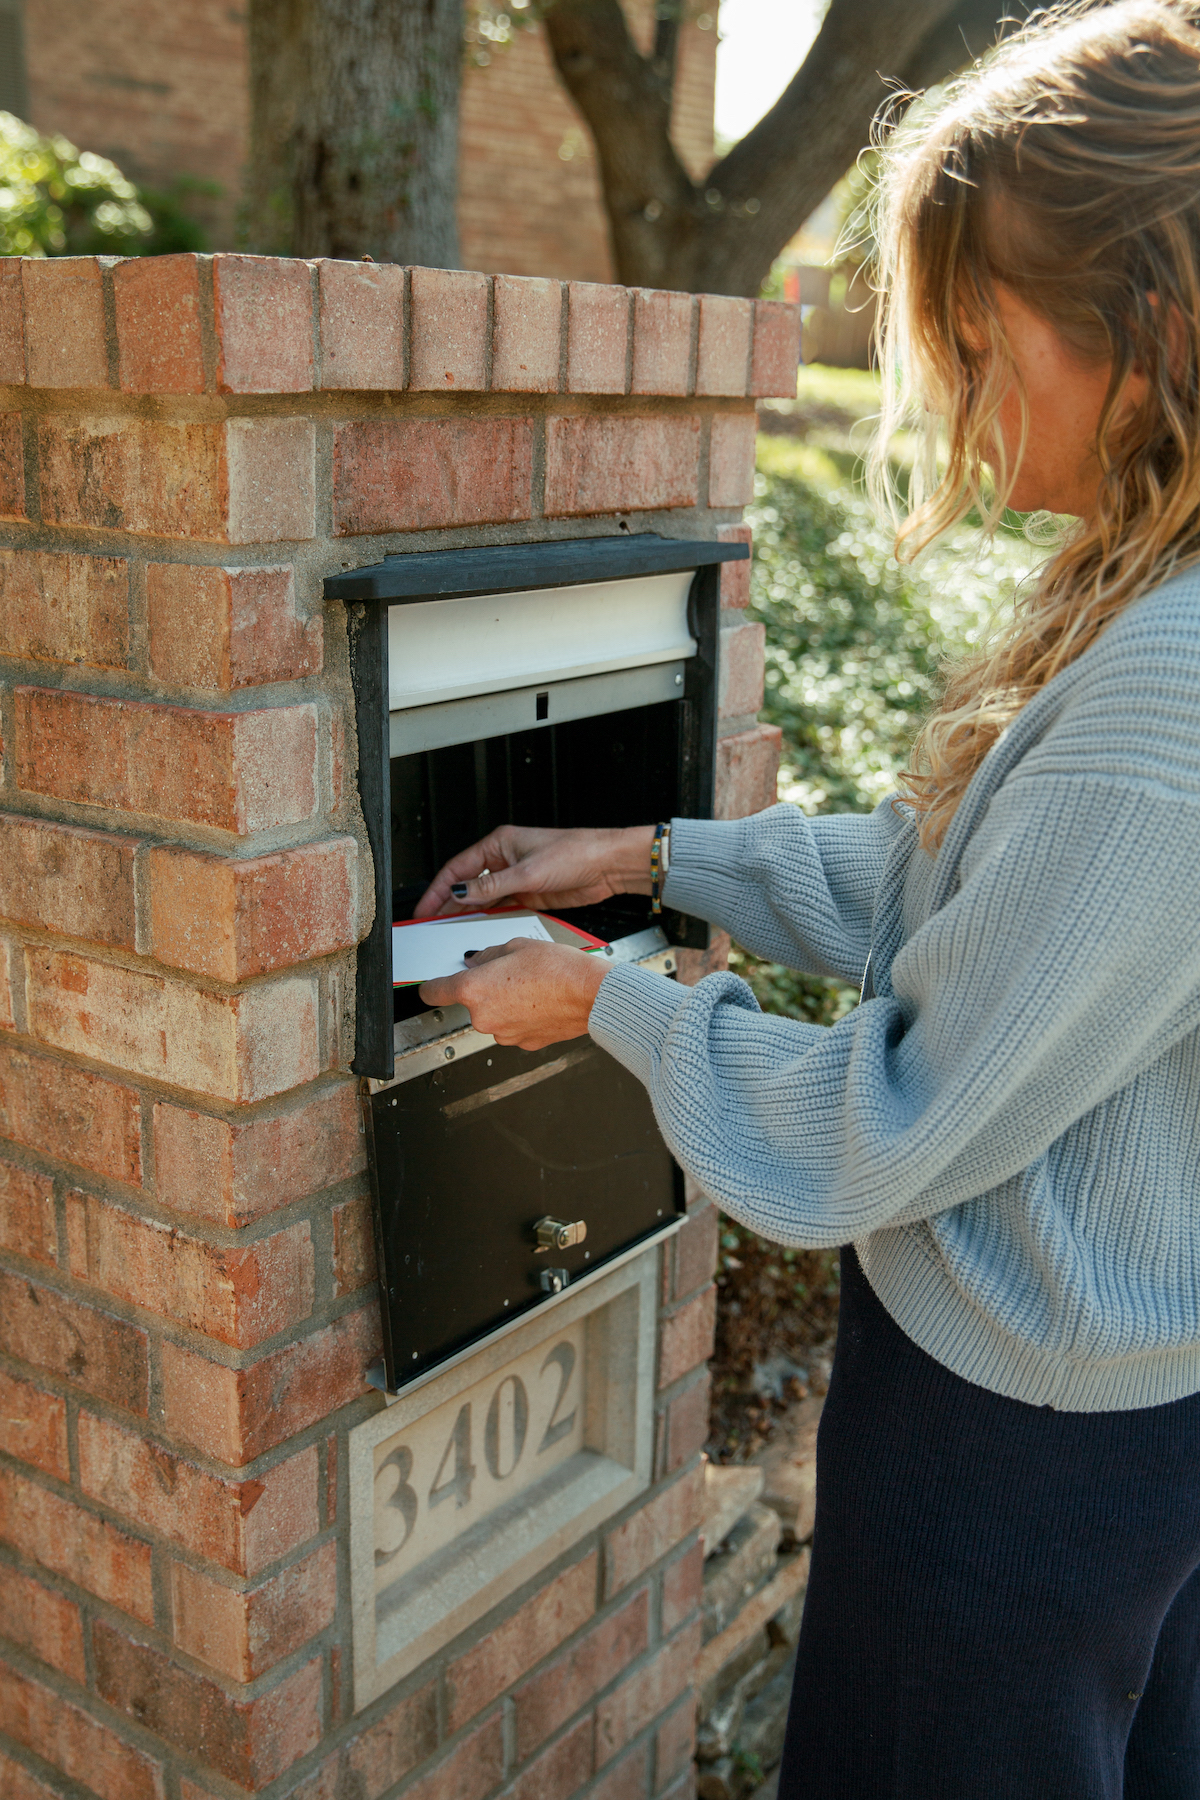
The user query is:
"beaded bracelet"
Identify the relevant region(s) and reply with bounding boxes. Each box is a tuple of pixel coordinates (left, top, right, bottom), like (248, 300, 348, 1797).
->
(650, 822, 671, 914)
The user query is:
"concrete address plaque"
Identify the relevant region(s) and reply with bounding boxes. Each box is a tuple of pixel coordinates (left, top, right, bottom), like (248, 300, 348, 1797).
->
(348, 1243, 659, 1708)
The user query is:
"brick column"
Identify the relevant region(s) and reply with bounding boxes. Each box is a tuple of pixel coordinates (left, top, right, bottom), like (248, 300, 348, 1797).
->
(0, 253, 796, 1800)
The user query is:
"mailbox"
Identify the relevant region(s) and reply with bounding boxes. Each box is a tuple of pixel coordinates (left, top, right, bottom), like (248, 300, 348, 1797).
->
(326, 533, 747, 1393)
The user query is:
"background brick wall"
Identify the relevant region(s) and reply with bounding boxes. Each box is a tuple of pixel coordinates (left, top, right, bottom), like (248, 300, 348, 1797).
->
(23, 0, 716, 277)
(0, 251, 795, 1799)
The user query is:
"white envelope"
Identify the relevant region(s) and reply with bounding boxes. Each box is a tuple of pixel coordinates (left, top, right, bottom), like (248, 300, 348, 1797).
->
(392, 912, 554, 985)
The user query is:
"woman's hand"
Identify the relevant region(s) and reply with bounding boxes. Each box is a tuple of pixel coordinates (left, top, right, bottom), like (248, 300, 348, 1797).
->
(418, 940, 608, 1051)
(412, 823, 655, 919)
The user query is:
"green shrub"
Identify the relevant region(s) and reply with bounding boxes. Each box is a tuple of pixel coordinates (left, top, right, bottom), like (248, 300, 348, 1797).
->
(0, 112, 214, 257)
(735, 404, 1038, 1027)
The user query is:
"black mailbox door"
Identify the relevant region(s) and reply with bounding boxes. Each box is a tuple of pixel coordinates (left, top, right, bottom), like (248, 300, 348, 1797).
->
(368, 1037, 681, 1386)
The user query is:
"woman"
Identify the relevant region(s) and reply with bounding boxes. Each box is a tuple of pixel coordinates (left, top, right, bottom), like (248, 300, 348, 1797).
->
(416, 5, 1200, 1792)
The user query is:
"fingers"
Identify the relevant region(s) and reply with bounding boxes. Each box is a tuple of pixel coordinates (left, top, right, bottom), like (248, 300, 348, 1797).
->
(416, 972, 468, 1007)
(416, 940, 518, 1007)
(411, 831, 516, 920)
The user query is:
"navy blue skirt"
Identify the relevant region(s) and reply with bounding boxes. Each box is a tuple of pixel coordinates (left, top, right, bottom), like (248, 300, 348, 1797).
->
(778, 1245, 1200, 1799)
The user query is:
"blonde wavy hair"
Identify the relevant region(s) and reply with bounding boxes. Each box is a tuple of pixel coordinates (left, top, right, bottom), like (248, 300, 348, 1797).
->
(872, 0, 1200, 850)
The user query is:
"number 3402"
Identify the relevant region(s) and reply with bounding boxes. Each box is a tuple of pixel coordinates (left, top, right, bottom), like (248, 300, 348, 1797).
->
(375, 1341, 578, 1567)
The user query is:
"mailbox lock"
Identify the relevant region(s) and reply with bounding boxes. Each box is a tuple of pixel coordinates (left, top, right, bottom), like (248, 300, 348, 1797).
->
(540, 1268, 570, 1295)
(533, 1216, 587, 1253)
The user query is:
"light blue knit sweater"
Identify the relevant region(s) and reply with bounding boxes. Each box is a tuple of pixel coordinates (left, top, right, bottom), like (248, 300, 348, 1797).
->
(589, 570, 1200, 1412)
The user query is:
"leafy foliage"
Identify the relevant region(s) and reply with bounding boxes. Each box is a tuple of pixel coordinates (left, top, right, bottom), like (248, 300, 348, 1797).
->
(0, 113, 214, 257)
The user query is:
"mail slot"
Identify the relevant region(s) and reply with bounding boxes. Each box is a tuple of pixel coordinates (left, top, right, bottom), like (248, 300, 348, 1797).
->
(326, 533, 747, 1392)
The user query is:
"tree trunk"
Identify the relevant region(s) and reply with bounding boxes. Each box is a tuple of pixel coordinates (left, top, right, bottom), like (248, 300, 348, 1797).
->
(544, 0, 1023, 297)
(247, 0, 464, 265)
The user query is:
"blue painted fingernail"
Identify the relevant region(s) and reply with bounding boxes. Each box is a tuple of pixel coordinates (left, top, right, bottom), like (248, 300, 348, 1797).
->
(451, 883, 468, 898)
(464, 949, 479, 959)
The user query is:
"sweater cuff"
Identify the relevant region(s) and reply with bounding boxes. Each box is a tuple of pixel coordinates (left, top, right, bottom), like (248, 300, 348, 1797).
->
(662, 815, 752, 925)
(588, 962, 684, 1089)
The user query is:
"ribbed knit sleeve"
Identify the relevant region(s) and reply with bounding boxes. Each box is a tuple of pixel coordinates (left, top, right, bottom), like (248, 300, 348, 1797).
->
(589, 579, 1200, 1259)
(662, 799, 909, 985)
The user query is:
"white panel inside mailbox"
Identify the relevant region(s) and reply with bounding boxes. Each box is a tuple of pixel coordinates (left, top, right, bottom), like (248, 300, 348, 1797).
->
(387, 570, 695, 711)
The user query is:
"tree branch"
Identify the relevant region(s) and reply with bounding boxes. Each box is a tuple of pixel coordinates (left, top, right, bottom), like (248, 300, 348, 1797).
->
(543, 0, 1024, 296)
(542, 0, 702, 290)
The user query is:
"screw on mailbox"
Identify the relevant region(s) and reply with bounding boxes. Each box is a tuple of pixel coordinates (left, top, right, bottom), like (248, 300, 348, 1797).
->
(539, 1268, 570, 1294)
(533, 1216, 588, 1253)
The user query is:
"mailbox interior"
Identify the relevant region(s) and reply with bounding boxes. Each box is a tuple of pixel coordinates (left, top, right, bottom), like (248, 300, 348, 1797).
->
(328, 535, 745, 1391)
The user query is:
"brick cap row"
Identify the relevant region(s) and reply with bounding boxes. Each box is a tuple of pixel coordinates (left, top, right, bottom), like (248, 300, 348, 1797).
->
(0, 254, 802, 401)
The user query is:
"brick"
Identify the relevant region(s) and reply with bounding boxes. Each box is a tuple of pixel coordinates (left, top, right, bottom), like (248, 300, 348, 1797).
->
(213, 254, 315, 393)
(0, 1269, 149, 1414)
(695, 295, 752, 397)
(659, 1286, 716, 1389)
(95, 1621, 321, 1787)
(0, 1368, 67, 1479)
(674, 1203, 718, 1302)
(409, 266, 489, 391)
(65, 1190, 314, 1349)
(595, 1621, 701, 1767)
(0, 1562, 85, 1681)
(15, 688, 318, 833)
(289, 1680, 437, 1800)
(36, 416, 316, 543)
(0, 1465, 155, 1621)
(0, 1159, 55, 1266)
(660, 1539, 703, 1638)
(503, 1717, 592, 1800)
(708, 413, 757, 508)
(148, 837, 357, 981)
(0, 548, 129, 668)
(225, 417, 318, 542)
(113, 254, 205, 394)
(718, 620, 765, 719)
(0, 1041, 142, 1185)
(604, 1466, 704, 1597)
(658, 1773, 694, 1800)
(0, 1749, 59, 1800)
(27, 950, 319, 1103)
(0, 814, 136, 948)
(317, 258, 406, 390)
(78, 1415, 319, 1576)
(160, 1307, 377, 1464)
(0, 258, 25, 383)
(591, 1742, 650, 1800)
(655, 1701, 696, 1792)
(544, 415, 700, 517)
(333, 1193, 376, 1296)
(631, 289, 692, 397)
(147, 562, 322, 690)
(332, 417, 534, 536)
(22, 258, 107, 388)
(664, 1375, 710, 1475)
(0, 411, 25, 518)
(514, 1587, 650, 1760)
(492, 274, 562, 392)
(0, 1661, 163, 1800)
(447, 1551, 597, 1732)
(0, 937, 12, 1031)
(567, 281, 629, 393)
(400, 1713, 505, 1800)
(750, 300, 802, 399)
(716, 523, 752, 609)
(171, 1539, 337, 1680)
(153, 1081, 365, 1228)
(714, 724, 781, 821)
